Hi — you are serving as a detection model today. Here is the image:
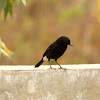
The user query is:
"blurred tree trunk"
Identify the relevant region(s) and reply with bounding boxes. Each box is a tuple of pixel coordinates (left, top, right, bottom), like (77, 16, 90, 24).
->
(79, 0, 96, 63)
(97, 0, 100, 22)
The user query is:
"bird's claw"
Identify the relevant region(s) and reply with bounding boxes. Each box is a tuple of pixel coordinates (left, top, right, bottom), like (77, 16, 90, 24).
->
(49, 67, 56, 70)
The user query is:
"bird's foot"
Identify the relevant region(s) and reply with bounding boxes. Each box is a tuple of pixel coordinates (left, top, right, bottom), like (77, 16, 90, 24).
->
(58, 68, 63, 69)
(58, 67, 67, 70)
(49, 67, 56, 70)
(58, 66, 63, 69)
(58, 67, 63, 69)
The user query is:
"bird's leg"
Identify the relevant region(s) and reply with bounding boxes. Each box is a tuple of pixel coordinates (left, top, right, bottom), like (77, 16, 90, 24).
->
(48, 60, 52, 69)
(55, 60, 62, 69)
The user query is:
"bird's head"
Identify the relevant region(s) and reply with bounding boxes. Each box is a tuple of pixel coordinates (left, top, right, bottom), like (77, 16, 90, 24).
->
(68, 40, 73, 46)
(60, 36, 73, 46)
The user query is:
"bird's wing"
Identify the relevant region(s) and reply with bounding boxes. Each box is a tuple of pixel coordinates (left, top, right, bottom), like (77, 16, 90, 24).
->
(43, 42, 57, 57)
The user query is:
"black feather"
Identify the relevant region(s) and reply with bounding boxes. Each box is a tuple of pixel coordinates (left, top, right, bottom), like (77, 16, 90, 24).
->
(35, 59, 44, 68)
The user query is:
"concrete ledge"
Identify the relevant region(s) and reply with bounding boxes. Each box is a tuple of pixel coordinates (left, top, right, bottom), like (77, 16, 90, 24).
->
(0, 64, 100, 100)
(0, 64, 100, 70)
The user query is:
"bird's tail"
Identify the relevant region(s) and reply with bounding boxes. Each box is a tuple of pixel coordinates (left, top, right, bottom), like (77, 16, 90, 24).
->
(35, 59, 44, 68)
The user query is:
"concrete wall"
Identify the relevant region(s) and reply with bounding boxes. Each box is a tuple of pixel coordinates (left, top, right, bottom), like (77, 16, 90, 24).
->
(0, 64, 100, 100)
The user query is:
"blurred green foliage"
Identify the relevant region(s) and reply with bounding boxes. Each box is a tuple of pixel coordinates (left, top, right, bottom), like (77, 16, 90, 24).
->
(0, 0, 26, 20)
(0, 38, 13, 59)
(58, 6, 86, 23)
(0, 0, 26, 59)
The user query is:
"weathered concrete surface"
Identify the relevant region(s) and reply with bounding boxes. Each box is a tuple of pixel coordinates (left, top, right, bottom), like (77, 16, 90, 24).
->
(0, 65, 100, 100)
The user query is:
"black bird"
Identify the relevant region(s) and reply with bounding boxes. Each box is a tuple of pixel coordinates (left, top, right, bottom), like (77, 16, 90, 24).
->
(35, 36, 73, 68)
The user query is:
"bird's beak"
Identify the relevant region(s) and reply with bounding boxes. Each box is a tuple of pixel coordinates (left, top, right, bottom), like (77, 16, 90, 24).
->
(70, 43, 73, 46)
